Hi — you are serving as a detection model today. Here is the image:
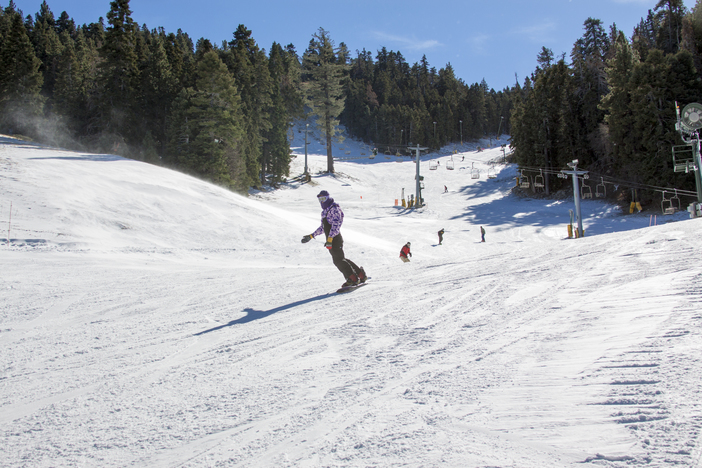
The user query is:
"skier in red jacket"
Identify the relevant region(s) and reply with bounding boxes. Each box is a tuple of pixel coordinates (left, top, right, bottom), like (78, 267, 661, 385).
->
(399, 242, 412, 263)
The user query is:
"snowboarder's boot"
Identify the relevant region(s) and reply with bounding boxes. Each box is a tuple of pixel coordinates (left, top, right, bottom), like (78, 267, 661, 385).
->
(358, 267, 367, 283)
(341, 274, 360, 288)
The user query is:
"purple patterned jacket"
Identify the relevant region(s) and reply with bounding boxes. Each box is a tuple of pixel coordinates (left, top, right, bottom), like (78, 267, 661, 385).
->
(312, 203, 344, 239)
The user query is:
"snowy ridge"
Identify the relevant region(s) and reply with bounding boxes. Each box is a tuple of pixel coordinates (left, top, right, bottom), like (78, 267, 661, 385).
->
(1, 133, 701, 467)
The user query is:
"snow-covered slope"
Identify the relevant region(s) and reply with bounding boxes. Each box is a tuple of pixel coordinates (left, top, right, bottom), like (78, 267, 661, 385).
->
(1, 133, 701, 467)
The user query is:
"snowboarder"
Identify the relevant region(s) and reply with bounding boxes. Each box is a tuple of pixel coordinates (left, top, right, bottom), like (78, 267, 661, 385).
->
(480, 226, 486, 242)
(399, 242, 412, 263)
(438, 228, 444, 245)
(301, 190, 367, 288)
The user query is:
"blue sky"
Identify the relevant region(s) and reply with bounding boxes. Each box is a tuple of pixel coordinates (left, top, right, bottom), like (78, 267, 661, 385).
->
(11, 0, 695, 91)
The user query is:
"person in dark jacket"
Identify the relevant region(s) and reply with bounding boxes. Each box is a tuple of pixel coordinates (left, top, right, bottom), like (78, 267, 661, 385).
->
(438, 228, 444, 245)
(399, 242, 412, 262)
(301, 190, 367, 288)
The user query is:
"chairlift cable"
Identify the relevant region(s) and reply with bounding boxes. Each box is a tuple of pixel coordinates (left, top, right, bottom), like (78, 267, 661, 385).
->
(517, 165, 697, 198)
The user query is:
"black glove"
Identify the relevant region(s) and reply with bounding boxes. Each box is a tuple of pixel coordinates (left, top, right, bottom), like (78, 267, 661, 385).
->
(301, 234, 313, 244)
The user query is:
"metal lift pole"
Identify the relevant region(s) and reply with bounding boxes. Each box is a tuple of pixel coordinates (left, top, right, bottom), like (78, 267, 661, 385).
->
(411, 144, 428, 208)
(561, 160, 588, 238)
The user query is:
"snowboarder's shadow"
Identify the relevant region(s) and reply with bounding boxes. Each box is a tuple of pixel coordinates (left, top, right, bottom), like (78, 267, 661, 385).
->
(194, 293, 333, 335)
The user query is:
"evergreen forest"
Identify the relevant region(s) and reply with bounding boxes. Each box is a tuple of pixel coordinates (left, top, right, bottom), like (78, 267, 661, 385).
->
(511, 0, 702, 206)
(2, 0, 702, 204)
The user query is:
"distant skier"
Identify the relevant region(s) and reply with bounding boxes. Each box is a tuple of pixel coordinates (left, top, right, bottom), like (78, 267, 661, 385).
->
(480, 226, 486, 242)
(444, 185, 448, 193)
(399, 242, 412, 263)
(438, 228, 444, 245)
(301, 190, 367, 288)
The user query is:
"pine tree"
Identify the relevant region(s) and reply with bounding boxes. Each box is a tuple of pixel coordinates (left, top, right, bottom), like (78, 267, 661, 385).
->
(30, 2, 63, 111)
(632, 49, 701, 189)
(465, 82, 486, 140)
(224, 24, 273, 187)
(601, 31, 639, 179)
(166, 51, 246, 190)
(680, 1, 702, 72)
(97, 0, 140, 149)
(0, 10, 44, 134)
(571, 18, 610, 170)
(53, 30, 81, 126)
(632, 11, 658, 62)
(263, 41, 298, 184)
(342, 48, 377, 141)
(56, 11, 76, 37)
(139, 32, 179, 158)
(282, 44, 304, 119)
(654, 0, 687, 54)
(302, 27, 347, 173)
(535, 46, 555, 74)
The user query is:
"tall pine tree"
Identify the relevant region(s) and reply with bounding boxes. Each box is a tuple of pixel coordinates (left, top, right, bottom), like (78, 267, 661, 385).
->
(166, 51, 246, 191)
(0, 9, 44, 134)
(222, 24, 273, 187)
(97, 0, 139, 150)
(302, 27, 347, 173)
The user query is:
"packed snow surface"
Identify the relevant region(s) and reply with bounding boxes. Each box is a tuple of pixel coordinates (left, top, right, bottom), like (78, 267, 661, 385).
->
(1, 132, 701, 467)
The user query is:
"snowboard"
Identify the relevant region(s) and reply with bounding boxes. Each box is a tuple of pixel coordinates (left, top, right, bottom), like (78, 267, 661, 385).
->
(336, 281, 368, 294)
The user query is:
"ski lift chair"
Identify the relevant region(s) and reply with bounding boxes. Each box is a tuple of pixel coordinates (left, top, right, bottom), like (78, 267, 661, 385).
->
(662, 191, 674, 214)
(430, 160, 438, 170)
(662, 190, 681, 214)
(519, 170, 530, 189)
(470, 162, 479, 178)
(533, 170, 544, 188)
(672, 145, 695, 173)
(581, 182, 592, 199)
(446, 158, 455, 170)
(487, 166, 497, 179)
(595, 178, 606, 198)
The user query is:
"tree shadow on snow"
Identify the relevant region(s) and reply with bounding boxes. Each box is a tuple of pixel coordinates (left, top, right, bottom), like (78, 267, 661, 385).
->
(193, 293, 334, 335)
(452, 179, 571, 229)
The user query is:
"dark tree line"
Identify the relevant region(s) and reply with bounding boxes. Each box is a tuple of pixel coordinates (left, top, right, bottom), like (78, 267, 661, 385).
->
(510, 0, 702, 204)
(6, 0, 702, 201)
(0, 0, 302, 192)
(341, 49, 511, 151)
(0, 0, 511, 193)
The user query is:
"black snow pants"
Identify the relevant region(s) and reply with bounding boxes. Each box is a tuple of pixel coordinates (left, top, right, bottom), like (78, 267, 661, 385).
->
(323, 218, 359, 279)
(329, 233, 360, 279)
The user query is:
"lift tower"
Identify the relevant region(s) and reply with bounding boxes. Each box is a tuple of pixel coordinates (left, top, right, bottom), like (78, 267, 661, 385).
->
(673, 102, 702, 204)
(560, 160, 589, 238)
(409, 144, 428, 208)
